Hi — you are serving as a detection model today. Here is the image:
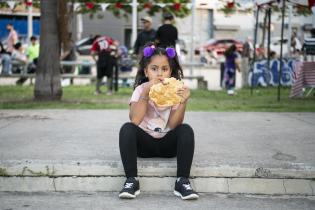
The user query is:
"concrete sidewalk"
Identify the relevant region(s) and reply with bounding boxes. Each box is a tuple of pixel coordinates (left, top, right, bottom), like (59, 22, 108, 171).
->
(1, 192, 314, 210)
(0, 110, 314, 195)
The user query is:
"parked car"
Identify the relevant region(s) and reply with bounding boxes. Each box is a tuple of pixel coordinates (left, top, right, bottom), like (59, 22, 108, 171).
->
(196, 39, 243, 56)
(75, 36, 98, 55)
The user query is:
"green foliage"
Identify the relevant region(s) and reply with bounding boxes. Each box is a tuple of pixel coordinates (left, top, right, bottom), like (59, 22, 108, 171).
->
(217, 0, 312, 17)
(76, 0, 191, 18)
(0, 168, 9, 176)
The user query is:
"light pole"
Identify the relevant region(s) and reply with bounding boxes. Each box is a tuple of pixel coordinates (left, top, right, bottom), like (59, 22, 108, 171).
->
(189, 0, 196, 76)
(27, 0, 33, 43)
(287, 4, 293, 57)
(131, 0, 138, 48)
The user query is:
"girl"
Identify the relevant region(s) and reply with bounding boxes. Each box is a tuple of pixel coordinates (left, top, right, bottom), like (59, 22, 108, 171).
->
(224, 44, 241, 95)
(119, 43, 198, 200)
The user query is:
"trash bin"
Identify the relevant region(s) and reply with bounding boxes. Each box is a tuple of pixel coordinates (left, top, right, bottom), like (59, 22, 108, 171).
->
(79, 60, 91, 74)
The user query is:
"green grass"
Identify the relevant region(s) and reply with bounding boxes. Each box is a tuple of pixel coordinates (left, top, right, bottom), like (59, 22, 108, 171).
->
(0, 85, 314, 111)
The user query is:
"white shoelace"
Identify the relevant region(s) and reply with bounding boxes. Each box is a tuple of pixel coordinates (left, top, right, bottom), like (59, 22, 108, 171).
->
(124, 182, 134, 189)
(183, 183, 192, 190)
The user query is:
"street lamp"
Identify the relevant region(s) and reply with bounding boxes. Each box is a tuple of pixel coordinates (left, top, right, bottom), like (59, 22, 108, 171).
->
(27, 0, 33, 43)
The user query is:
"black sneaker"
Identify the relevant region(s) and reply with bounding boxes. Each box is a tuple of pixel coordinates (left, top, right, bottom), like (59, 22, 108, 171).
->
(119, 177, 140, 199)
(174, 177, 199, 200)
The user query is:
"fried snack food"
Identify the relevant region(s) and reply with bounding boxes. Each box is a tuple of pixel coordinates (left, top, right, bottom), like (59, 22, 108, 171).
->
(149, 77, 184, 107)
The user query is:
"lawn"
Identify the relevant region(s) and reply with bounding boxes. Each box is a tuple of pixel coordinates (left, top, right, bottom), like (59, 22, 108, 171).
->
(0, 85, 314, 112)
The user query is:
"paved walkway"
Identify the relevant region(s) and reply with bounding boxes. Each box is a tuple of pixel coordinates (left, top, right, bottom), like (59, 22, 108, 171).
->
(0, 110, 314, 194)
(1, 110, 314, 168)
(1, 192, 314, 210)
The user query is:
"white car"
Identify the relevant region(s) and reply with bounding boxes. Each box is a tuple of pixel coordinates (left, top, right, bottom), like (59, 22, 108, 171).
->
(75, 36, 98, 56)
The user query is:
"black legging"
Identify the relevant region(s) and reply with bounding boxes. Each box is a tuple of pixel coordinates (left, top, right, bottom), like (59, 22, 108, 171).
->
(119, 122, 195, 178)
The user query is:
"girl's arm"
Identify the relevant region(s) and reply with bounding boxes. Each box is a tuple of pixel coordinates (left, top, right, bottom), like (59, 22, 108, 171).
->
(167, 86, 190, 129)
(129, 79, 161, 125)
(129, 88, 150, 125)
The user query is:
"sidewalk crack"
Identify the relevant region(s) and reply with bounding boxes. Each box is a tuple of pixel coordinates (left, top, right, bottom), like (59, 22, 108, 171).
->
(309, 181, 314, 196)
(52, 178, 57, 192)
(226, 178, 230, 193)
(282, 179, 287, 194)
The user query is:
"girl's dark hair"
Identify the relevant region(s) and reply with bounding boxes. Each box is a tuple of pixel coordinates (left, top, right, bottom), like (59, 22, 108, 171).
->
(224, 44, 237, 57)
(134, 42, 183, 89)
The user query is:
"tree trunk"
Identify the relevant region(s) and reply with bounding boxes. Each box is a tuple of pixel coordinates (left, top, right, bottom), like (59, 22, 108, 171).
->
(34, 0, 62, 101)
(59, 0, 71, 52)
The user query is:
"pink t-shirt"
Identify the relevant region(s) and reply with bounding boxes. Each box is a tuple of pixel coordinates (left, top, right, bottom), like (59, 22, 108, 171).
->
(7, 30, 18, 53)
(130, 83, 179, 138)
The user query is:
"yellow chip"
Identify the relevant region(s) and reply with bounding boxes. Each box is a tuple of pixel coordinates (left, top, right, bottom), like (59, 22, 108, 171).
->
(149, 77, 184, 107)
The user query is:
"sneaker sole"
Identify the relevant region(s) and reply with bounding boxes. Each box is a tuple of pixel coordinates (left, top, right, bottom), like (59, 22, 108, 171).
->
(174, 190, 199, 200)
(119, 190, 140, 199)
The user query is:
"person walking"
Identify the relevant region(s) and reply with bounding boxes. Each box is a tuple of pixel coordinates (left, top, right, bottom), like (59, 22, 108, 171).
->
(134, 16, 156, 56)
(224, 44, 241, 95)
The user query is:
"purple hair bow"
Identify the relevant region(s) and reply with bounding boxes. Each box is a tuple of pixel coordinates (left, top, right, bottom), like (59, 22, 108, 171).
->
(143, 45, 176, 58)
(143, 45, 155, 57)
(165, 47, 176, 58)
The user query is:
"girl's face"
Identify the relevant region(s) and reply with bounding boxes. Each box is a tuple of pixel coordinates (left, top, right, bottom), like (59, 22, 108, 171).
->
(144, 55, 172, 81)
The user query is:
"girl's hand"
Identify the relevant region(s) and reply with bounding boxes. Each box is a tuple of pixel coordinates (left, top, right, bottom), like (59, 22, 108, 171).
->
(176, 86, 190, 104)
(143, 78, 163, 95)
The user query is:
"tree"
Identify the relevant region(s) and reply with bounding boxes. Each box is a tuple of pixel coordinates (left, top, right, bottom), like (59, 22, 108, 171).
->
(34, 0, 62, 100)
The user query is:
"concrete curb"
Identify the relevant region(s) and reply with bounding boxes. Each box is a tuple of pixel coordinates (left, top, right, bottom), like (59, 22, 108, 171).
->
(1, 160, 315, 179)
(1, 159, 315, 195)
(0, 177, 314, 195)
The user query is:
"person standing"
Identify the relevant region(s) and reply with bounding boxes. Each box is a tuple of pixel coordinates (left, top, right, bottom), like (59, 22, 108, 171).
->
(134, 16, 156, 56)
(241, 37, 253, 88)
(91, 35, 117, 95)
(155, 13, 178, 48)
(6, 23, 18, 54)
(224, 44, 241, 95)
(1, 23, 18, 74)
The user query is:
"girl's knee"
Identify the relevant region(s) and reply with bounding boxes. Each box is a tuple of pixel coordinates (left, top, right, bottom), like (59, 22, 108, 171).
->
(176, 123, 194, 135)
(176, 123, 195, 144)
(119, 122, 138, 147)
(119, 122, 137, 136)
(120, 122, 136, 130)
